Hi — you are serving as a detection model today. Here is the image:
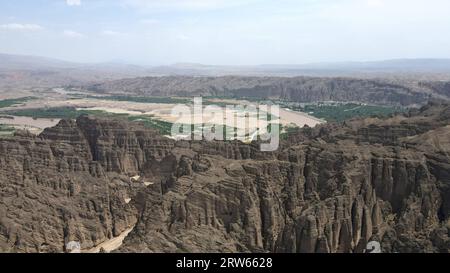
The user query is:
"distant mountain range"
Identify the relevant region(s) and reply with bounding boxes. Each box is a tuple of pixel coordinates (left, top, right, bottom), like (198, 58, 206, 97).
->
(0, 53, 148, 74)
(0, 53, 152, 89)
(2, 53, 450, 77)
(151, 59, 450, 77)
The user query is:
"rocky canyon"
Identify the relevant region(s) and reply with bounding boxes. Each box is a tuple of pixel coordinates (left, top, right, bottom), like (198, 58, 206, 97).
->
(0, 101, 449, 253)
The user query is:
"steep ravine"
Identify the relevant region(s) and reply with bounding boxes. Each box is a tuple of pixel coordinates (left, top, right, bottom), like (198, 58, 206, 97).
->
(0, 102, 449, 253)
(118, 102, 450, 253)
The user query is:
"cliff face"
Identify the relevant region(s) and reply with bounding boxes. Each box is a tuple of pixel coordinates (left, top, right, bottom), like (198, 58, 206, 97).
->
(419, 81, 450, 98)
(0, 103, 449, 253)
(119, 102, 450, 253)
(0, 117, 173, 252)
(118, 145, 448, 253)
(86, 76, 443, 106)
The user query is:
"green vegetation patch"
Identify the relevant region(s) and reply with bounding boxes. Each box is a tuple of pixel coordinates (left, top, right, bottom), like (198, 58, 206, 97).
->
(300, 103, 405, 122)
(127, 115, 175, 135)
(3, 107, 128, 119)
(0, 124, 15, 132)
(0, 124, 15, 137)
(85, 95, 191, 104)
(3, 107, 174, 135)
(0, 97, 37, 108)
(205, 97, 406, 123)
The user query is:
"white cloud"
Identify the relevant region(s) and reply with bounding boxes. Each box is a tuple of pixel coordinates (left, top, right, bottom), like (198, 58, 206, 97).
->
(66, 0, 81, 6)
(63, 30, 85, 38)
(0, 23, 44, 31)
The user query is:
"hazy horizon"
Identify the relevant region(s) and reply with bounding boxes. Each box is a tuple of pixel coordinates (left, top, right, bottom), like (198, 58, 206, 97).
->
(3, 51, 450, 68)
(1, 0, 450, 66)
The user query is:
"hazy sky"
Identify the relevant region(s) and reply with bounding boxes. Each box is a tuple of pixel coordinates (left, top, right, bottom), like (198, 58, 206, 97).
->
(0, 0, 449, 65)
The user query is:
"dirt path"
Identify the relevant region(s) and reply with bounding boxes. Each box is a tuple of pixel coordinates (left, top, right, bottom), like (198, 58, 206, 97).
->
(84, 226, 135, 253)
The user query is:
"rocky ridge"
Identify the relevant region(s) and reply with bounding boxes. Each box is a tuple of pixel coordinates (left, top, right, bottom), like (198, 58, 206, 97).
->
(0, 102, 449, 253)
(86, 76, 450, 107)
(119, 101, 450, 253)
(0, 116, 173, 252)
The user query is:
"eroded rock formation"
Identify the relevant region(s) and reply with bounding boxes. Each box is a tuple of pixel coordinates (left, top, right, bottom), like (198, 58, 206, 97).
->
(87, 76, 442, 107)
(0, 116, 173, 252)
(120, 101, 450, 253)
(1, 102, 449, 253)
